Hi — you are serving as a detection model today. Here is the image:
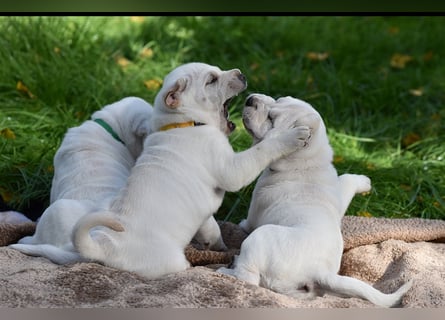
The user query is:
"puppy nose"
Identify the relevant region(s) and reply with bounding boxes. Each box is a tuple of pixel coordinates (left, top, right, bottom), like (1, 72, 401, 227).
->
(237, 73, 247, 85)
(245, 95, 255, 107)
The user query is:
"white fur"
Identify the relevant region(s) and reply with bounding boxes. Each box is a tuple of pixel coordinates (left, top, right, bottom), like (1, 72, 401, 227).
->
(218, 94, 412, 307)
(10, 97, 153, 264)
(72, 63, 311, 279)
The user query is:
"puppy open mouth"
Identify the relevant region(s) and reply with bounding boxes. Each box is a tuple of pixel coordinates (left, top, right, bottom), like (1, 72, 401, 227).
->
(223, 97, 236, 133)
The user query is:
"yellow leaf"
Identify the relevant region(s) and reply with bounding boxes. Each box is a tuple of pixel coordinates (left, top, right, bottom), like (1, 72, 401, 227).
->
(333, 155, 344, 164)
(116, 56, 131, 68)
(402, 132, 421, 148)
(143, 79, 162, 91)
(409, 88, 423, 97)
(388, 26, 400, 35)
(400, 184, 412, 192)
(306, 52, 329, 61)
(358, 211, 373, 218)
(139, 47, 154, 59)
(250, 63, 259, 71)
(1, 128, 16, 139)
(390, 53, 413, 69)
(130, 16, 145, 23)
(53, 47, 61, 54)
(0, 188, 13, 202)
(366, 162, 376, 171)
(423, 51, 434, 62)
(16, 80, 35, 98)
(75, 111, 85, 119)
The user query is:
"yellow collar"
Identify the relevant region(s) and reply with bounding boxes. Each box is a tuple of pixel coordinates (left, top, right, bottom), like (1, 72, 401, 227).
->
(158, 121, 204, 131)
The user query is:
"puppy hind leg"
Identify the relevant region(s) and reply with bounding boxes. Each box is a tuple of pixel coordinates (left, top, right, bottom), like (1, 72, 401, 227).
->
(269, 280, 319, 300)
(17, 236, 35, 244)
(238, 219, 252, 233)
(217, 263, 261, 286)
(338, 174, 371, 215)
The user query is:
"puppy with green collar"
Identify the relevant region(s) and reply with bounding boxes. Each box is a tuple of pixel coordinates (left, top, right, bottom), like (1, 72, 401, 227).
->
(10, 97, 152, 264)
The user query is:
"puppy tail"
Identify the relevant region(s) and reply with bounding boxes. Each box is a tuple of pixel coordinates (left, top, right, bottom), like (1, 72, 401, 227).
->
(9, 243, 85, 265)
(72, 211, 124, 262)
(318, 274, 412, 308)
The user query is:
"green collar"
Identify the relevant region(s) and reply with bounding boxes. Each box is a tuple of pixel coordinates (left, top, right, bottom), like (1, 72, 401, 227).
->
(93, 118, 126, 145)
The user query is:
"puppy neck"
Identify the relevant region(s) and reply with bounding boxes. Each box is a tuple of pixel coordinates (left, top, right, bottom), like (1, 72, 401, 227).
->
(93, 118, 126, 145)
(158, 121, 206, 131)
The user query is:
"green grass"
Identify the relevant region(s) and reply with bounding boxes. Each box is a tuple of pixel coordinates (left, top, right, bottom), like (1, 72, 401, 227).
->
(0, 16, 444, 222)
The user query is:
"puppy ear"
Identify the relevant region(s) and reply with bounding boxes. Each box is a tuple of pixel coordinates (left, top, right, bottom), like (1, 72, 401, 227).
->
(165, 77, 188, 108)
(134, 118, 151, 138)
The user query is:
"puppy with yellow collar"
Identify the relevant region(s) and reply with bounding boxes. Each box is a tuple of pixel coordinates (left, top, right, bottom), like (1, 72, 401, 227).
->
(72, 63, 311, 278)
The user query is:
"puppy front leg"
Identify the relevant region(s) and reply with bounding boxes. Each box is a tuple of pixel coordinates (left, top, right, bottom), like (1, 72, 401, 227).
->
(338, 174, 371, 215)
(219, 126, 310, 191)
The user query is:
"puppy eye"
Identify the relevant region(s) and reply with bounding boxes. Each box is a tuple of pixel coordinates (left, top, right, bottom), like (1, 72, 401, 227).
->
(206, 74, 218, 85)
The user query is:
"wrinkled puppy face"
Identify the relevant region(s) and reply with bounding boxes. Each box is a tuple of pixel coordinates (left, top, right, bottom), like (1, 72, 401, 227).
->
(154, 62, 247, 135)
(243, 94, 321, 144)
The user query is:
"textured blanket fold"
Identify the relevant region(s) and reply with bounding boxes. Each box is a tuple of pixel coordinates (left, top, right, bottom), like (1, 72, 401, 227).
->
(1, 214, 444, 307)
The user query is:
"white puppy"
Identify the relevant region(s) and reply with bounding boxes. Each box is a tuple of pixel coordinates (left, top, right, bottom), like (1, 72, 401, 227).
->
(217, 94, 412, 307)
(10, 97, 153, 264)
(71, 63, 311, 279)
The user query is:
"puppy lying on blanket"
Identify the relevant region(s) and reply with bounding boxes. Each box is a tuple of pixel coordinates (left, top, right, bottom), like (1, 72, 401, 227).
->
(72, 63, 311, 279)
(10, 97, 152, 264)
(218, 94, 412, 307)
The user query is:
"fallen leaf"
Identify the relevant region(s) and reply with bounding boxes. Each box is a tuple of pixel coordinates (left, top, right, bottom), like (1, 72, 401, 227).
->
(366, 162, 376, 171)
(390, 53, 413, 69)
(16, 80, 35, 99)
(423, 51, 434, 62)
(409, 88, 424, 97)
(1, 128, 16, 139)
(144, 79, 162, 91)
(358, 211, 373, 218)
(250, 63, 259, 71)
(388, 26, 400, 35)
(400, 184, 412, 192)
(402, 132, 421, 148)
(130, 16, 145, 23)
(0, 188, 13, 202)
(75, 111, 85, 119)
(116, 56, 131, 68)
(306, 51, 329, 61)
(333, 155, 344, 164)
(139, 47, 154, 59)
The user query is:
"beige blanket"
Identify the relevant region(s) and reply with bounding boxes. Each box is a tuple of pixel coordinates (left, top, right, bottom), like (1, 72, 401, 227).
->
(1, 215, 444, 308)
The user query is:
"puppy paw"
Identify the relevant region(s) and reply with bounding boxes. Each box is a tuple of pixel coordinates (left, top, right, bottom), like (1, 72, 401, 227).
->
(279, 125, 311, 150)
(354, 174, 372, 194)
(216, 266, 236, 277)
